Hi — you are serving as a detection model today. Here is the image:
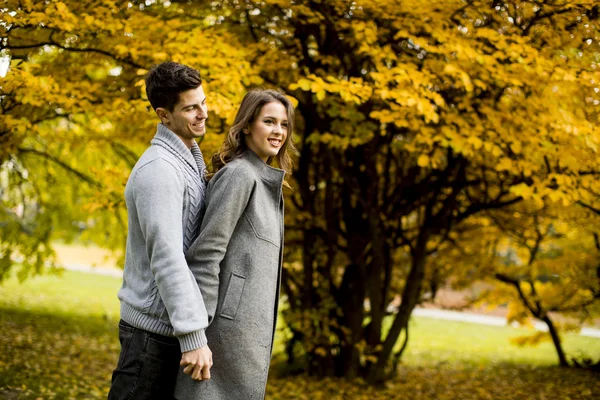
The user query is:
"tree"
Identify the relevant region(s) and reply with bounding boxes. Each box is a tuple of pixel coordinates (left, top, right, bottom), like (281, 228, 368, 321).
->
(433, 204, 600, 367)
(217, 0, 600, 382)
(1, 0, 599, 385)
(0, 0, 260, 279)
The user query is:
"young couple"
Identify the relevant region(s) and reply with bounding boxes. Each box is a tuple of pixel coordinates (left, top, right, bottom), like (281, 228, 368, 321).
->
(108, 61, 295, 400)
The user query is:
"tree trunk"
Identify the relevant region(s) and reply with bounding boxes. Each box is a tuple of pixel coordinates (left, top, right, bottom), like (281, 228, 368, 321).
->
(366, 227, 431, 384)
(335, 262, 366, 378)
(542, 315, 569, 367)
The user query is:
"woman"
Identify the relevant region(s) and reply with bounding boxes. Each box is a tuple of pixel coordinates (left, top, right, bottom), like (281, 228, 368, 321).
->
(174, 89, 295, 400)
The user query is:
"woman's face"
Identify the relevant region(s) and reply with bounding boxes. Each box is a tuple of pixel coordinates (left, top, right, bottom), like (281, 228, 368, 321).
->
(244, 101, 288, 162)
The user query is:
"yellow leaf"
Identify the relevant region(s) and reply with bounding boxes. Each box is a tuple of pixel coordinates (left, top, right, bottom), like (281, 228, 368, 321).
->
(510, 183, 534, 199)
(495, 158, 513, 172)
(417, 154, 430, 167)
(510, 141, 522, 154)
(152, 52, 168, 61)
(467, 136, 483, 150)
(286, 95, 299, 108)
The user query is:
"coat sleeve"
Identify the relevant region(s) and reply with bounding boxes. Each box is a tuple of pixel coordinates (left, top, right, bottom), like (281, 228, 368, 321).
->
(186, 162, 256, 327)
(132, 158, 209, 352)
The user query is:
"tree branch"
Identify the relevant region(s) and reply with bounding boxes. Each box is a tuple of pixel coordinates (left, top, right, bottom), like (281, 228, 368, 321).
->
(17, 147, 102, 188)
(578, 201, 600, 216)
(495, 273, 540, 318)
(5, 30, 148, 69)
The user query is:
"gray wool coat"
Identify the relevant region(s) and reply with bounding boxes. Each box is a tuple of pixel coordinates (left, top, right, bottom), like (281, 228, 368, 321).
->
(174, 149, 285, 400)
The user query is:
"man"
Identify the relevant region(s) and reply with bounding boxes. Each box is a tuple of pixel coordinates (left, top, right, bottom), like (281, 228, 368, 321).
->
(109, 62, 212, 400)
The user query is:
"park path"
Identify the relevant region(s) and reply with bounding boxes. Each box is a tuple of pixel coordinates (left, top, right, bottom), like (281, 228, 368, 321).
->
(65, 263, 600, 339)
(413, 308, 600, 338)
(64, 262, 123, 277)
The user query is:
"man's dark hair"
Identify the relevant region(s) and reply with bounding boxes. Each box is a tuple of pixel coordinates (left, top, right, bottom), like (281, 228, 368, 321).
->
(145, 62, 202, 111)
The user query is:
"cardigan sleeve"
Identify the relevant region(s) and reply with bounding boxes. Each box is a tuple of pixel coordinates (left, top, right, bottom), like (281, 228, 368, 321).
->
(185, 162, 256, 328)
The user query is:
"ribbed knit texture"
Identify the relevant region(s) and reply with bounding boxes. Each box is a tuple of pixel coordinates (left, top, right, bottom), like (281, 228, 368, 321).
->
(152, 124, 207, 252)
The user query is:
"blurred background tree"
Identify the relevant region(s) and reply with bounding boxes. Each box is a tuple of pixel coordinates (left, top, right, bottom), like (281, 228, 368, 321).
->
(0, 0, 261, 278)
(1, 0, 599, 384)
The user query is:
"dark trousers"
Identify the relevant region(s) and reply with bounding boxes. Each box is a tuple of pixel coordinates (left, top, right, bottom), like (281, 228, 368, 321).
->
(108, 320, 181, 400)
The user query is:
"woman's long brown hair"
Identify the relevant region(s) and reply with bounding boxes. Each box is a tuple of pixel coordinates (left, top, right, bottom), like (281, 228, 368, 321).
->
(208, 89, 297, 187)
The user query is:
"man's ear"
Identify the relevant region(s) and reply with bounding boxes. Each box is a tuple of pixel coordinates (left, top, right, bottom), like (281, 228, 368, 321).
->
(156, 107, 169, 124)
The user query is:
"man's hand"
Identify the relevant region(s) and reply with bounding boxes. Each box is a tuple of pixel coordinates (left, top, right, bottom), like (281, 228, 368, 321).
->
(181, 345, 212, 381)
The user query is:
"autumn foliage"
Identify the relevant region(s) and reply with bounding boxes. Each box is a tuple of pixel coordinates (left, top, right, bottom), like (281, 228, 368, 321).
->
(1, 0, 599, 384)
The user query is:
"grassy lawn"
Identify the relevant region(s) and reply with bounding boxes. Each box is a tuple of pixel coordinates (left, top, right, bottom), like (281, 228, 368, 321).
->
(0, 270, 598, 399)
(402, 317, 599, 367)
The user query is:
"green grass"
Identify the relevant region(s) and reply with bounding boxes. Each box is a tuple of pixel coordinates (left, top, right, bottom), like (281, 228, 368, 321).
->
(0, 269, 121, 320)
(402, 317, 600, 367)
(0, 271, 122, 399)
(0, 270, 599, 399)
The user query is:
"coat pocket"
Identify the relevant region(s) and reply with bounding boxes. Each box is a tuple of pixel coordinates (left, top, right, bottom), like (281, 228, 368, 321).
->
(220, 272, 246, 320)
(245, 214, 280, 247)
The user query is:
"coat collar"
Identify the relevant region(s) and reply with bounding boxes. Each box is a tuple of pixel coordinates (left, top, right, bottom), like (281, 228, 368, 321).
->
(242, 149, 286, 187)
(151, 123, 203, 175)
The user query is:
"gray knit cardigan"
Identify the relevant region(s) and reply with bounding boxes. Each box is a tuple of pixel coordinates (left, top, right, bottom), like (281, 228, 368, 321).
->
(117, 123, 209, 352)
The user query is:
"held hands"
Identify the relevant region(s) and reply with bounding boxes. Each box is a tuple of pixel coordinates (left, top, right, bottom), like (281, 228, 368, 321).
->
(181, 345, 213, 381)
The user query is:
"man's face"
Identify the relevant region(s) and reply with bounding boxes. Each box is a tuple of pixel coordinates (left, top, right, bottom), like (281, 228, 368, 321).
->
(158, 86, 207, 148)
